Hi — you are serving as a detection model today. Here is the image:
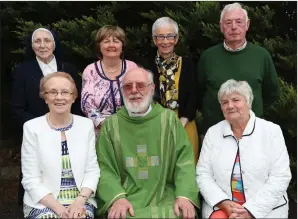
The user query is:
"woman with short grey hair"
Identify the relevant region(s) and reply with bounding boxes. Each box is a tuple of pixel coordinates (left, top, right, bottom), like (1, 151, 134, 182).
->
(146, 16, 199, 165)
(196, 79, 291, 219)
(217, 79, 253, 108)
(152, 17, 179, 36)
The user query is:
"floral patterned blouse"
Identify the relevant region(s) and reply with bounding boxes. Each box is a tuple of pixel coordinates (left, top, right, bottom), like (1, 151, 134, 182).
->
(81, 59, 137, 136)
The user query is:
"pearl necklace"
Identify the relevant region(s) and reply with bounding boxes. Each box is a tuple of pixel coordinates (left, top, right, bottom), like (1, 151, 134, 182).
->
(47, 113, 73, 132)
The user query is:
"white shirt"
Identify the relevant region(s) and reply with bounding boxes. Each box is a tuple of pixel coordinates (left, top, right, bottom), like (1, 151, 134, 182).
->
(36, 55, 57, 76)
(128, 104, 152, 117)
(223, 40, 247, 52)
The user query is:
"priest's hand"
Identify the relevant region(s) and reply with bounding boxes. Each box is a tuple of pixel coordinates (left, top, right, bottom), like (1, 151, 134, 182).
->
(174, 197, 195, 219)
(108, 198, 135, 219)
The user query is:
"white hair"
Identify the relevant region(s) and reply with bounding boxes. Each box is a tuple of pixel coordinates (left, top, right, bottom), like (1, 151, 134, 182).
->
(220, 2, 249, 24)
(152, 17, 179, 35)
(218, 79, 254, 108)
(31, 28, 56, 49)
(145, 69, 154, 84)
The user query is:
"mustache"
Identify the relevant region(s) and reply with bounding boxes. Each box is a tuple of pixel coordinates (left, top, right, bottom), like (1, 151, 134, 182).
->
(129, 94, 143, 99)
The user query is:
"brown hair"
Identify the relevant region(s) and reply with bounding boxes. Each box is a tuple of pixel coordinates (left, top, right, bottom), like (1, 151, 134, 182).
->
(39, 72, 78, 99)
(95, 25, 126, 58)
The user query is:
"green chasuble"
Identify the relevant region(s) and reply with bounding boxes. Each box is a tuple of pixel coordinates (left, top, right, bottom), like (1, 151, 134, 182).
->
(96, 103, 199, 218)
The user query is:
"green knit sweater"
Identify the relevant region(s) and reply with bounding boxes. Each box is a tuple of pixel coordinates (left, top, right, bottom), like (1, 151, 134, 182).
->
(197, 42, 279, 134)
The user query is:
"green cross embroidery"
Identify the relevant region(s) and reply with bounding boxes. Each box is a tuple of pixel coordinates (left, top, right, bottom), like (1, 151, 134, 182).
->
(126, 144, 160, 179)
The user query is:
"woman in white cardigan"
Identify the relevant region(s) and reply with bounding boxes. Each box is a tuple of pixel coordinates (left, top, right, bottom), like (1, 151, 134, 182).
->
(196, 79, 291, 219)
(21, 72, 100, 218)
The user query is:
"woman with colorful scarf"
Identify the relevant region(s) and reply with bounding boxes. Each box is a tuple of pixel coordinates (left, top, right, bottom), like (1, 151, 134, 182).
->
(196, 80, 291, 219)
(147, 17, 199, 164)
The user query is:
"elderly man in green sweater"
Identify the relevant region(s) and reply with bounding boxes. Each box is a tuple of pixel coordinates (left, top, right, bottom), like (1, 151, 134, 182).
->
(96, 67, 199, 218)
(197, 2, 280, 139)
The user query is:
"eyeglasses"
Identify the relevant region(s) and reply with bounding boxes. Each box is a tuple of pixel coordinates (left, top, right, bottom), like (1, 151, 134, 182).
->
(121, 82, 152, 92)
(153, 34, 177, 41)
(45, 90, 73, 97)
(33, 38, 53, 46)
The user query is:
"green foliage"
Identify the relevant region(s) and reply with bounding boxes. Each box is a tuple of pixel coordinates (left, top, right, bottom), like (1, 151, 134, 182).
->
(53, 4, 118, 60)
(11, 19, 46, 55)
(265, 79, 297, 138)
(264, 79, 297, 200)
(5, 1, 297, 199)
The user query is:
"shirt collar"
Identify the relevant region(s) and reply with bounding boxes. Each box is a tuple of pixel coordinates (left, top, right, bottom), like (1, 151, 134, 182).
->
(128, 104, 152, 117)
(223, 40, 247, 52)
(36, 55, 57, 76)
(222, 110, 256, 138)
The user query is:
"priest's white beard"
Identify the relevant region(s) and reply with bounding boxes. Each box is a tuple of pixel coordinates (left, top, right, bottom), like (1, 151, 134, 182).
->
(123, 93, 153, 114)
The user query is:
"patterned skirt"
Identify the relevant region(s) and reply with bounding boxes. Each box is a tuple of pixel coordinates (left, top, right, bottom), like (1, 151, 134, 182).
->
(23, 202, 94, 219)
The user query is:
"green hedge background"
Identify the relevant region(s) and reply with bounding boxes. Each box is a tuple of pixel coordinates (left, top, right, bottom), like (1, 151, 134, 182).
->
(1, 1, 296, 203)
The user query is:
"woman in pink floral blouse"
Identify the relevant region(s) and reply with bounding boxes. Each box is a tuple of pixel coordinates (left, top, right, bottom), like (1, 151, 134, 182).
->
(81, 25, 138, 136)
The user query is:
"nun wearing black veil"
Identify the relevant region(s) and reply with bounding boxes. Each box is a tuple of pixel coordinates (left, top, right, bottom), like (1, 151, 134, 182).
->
(12, 27, 83, 134)
(11, 27, 83, 206)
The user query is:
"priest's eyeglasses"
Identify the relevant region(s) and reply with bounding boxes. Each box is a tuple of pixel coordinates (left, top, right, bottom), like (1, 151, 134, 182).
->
(121, 82, 152, 92)
(45, 90, 73, 97)
(153, 34, 177, 41)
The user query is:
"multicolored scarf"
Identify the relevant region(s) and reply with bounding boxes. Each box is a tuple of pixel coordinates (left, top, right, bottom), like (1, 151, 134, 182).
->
(231, 152, 246, 205)
(155, 52, 182, 110)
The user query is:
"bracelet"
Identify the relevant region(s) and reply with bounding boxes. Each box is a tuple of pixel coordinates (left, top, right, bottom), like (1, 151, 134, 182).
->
(78, 194, 88, 201)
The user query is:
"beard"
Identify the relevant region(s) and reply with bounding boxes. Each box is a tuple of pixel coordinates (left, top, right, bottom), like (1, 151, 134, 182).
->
(123, 92, 153, 114)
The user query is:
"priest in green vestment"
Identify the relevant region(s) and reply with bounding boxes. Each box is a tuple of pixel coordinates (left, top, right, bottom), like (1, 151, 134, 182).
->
(96, 67, 199, 218)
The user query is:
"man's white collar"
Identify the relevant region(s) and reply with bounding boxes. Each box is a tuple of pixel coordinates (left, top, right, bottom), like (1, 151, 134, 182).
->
(128, 104, 152, 117)
(223, 40, 247, 52)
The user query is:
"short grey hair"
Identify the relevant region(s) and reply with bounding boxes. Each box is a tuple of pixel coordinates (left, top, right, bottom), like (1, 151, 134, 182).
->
(220, 2, 249, 24)
(135, 64, 154, 84)
(152, 17, 179, 35)
(122, 67, 154, 86)
(218, 79, 254, 108)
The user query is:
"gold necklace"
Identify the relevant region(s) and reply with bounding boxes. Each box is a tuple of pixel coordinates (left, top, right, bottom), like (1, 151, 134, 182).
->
(102, 61, 121, 73)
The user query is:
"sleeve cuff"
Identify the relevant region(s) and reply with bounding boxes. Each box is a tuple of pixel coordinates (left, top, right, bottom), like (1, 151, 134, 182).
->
(107, 193, 127, 209)
(212, 199, 231, 210)
(176, 196, 199, 208)
(28, 186, 52, 204)
(81, 175, 100, 197)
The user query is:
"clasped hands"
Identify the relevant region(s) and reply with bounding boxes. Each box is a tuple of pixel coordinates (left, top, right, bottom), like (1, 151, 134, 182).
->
(58, 196, 87, 218)
(219, 200, 252, 219)
(108, 197, 195, 219)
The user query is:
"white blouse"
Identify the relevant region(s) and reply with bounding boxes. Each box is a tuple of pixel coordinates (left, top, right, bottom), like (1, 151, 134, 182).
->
(36, 55, 57, 76)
